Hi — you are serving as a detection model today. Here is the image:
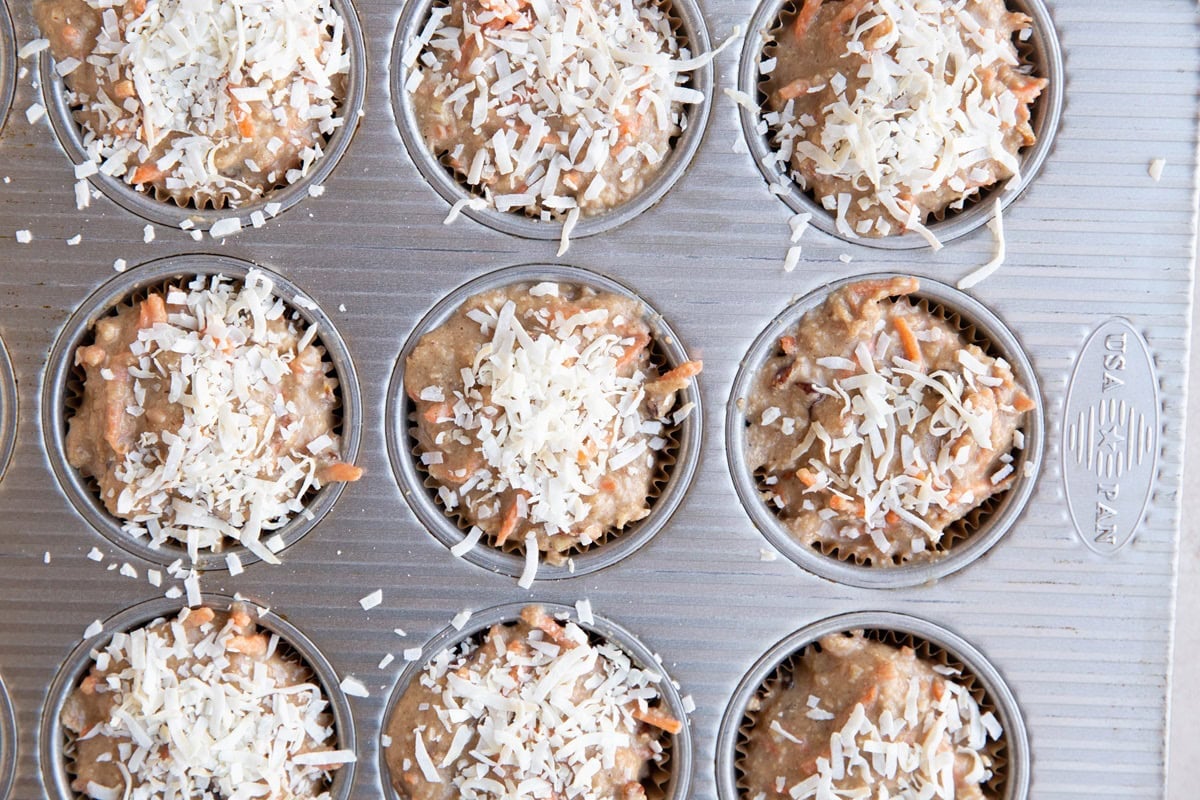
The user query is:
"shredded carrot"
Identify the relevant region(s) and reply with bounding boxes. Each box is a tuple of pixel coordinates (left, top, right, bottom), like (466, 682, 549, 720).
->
(779, 335, 797, 355)
(231, 608, 252, 628)
(778, 78, 811, 101)
(137, 295, 167, 329)
(616, 333, 650, 369)
(931, 679, 946, 701)
(884, 510, 900, 526)
(828, 494, 863, 517)
(323, 462, 363, 483)
(423, 401, 453, 424)
(132, 162, 164, 185)
(495, 499, 521, 546)
(893, 315, 922, 364)
(859, 684, 879, 705)
(835, 0, 871, 31)
(658, 360, 703, 383)
(793, 0, 823, 38)
(1012, 392, 1036, 413)
(632, 706, 683, 736)
(795, 467, 818, 487)
(598, 476, 617, 493)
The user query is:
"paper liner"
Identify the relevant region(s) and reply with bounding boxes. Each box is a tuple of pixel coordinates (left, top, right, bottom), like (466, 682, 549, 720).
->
(752, 289, 1032, 569)
(735, 628, 1009, 798)
(415, 0, 697, 223)
(50, 596, 353, 800)
(60, 272, 346, 561)
(756, 0, 1052, 234)
(407, 314, 683, 562)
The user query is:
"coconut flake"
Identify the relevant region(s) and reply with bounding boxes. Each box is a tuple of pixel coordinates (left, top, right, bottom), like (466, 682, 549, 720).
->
(359, 590, 383, 611)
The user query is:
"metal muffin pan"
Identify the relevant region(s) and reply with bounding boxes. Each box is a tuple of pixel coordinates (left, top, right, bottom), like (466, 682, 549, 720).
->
(736, 0, 1065, 250)
(0, 1, 1193, 799)
(38, 594, 357, 800)
(726, 272, 1045, 589)
(41, 254, 363, 573)
(0, 0, 13, 135)
(378, 601, 693, 800)
(390, 0, 714, 241)
(386, 262, 703, 581)
(38, 0, 367, 231)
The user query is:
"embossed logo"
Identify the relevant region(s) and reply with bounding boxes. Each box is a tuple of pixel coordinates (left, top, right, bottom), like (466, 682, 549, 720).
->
(1063, 320, 1159, 555)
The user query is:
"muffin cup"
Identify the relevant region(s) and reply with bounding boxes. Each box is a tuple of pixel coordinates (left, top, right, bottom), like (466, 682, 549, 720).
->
(0, 0, 13, 135)
(389, 0, 713, 241)
(716, 611, 1029, 800)
(385, 264, 702, 580)
(736, 0, 1063, 249)
(727, 273, 1044, 588)
(38, 0, 366, 231)
(0, 673, 14, 800)
(379, 601, 692, 800)
(0, 335, 15, 486)
(41, 255, 363, 572)
(39, 594, 357, 800)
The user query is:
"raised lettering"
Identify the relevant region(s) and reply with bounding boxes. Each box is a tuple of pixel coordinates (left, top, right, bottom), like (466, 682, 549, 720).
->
(1102, 372, 1126, 392)
(1098, 483, 1120, 502)
(1103, 353, 1126, 371)
(1105, 333, 1127, 353)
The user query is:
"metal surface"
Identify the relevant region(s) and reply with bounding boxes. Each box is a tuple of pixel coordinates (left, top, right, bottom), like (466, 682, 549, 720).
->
(0, 1, 13, 136)
(0, 2, 1195, 800)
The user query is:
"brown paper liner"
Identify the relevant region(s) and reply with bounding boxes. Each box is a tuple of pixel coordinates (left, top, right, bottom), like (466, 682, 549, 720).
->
(735, 628, 1009, 799)
(754, 290, 1030, 568)
(757, 0, 1049, 231)
(408, 329, 683, 563)
(63, 276, 346, 552)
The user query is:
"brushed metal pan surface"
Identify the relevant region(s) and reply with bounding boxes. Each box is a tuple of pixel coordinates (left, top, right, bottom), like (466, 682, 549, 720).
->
(0, 2, 1195, 800)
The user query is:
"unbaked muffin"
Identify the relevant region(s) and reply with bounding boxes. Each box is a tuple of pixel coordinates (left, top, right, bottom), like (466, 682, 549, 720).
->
(385, 605, 680, 800)
(741, 631, 1003, 800)
(66, 270, 360, 559)
(406, 0, 703, 224)
(762, 0, 1047, 241)
(744, 276, 1034, 565)
(35, 0, 350, 208)
(61, 604, 353, 799)
(404, 281, 700, 567)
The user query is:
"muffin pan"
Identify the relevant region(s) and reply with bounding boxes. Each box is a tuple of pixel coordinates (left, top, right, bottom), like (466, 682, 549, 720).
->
(0, 1, 13, 135)
(0, 1, 1193, 799)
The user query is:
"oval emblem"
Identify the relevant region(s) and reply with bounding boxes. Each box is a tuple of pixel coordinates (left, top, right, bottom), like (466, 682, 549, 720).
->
(1062, 320, 1160, 555)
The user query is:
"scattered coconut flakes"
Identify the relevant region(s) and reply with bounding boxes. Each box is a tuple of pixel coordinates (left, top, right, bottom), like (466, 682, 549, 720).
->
(413, 729, 442, 784)
(308, 184, 326, 198)
(25, 104, 45, 124)
(403, 647, 423, 662)
(147, 569, 162, 587)
(557, 207, 580, 258)
(759, 548, 778, 562)
(450, 525, 484, 558)
(43, 551, 52, 564)
(112, 258, 127, 273)
(359, 590, 383, 611)
(209, 217, 242, 238)
(839, 253, 853, 264)
(14, 230, 31, 244)
(381, 734, 393, 748)
(378, 653, 395, 669)
(142, 225, 155, 243)
(724, 87, 758, 112)
(958, 200, 1006, 290)
(74, 180, 91, 209)
(394, 628, 407, 637)
(119, 563, 138, 579)
(575, 598, 594, 626)
(517, 532, 539, 588)
(83, 620, 104, 638)
(183, 571, 201, 607)
(225, 552, 244, 576)
(66, 234, 82, 246)
(18, 39, 50, 59)
(1149, 158, 1166, 182)
(74, 161, 99, 179)
(164, 586, 183, 599)
(340, 676, 370, 698)
(783, 245, 801, 273)
(450, 609, 473, 631)
(87, 547, 104, 562)
(788, 212, 813, 243)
